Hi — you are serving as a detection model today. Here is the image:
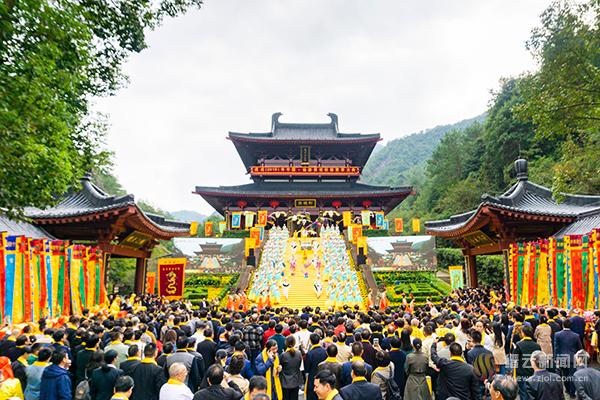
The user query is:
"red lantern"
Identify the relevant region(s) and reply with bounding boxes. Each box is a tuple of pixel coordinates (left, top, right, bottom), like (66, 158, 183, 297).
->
(237, 200, 247, 209)
(332, 200, 342, 209)
(362, 200, 372, 209)
(269, 200, 280, 209)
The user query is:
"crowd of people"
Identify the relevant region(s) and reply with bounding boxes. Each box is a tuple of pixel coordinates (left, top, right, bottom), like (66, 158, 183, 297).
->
(247, 226, 363, 310)
(0, 287, 598, 400)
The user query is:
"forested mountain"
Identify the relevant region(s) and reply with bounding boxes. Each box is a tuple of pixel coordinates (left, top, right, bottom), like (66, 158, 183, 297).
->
(170, 210, 208, 223)
(362, 114, 485, 187)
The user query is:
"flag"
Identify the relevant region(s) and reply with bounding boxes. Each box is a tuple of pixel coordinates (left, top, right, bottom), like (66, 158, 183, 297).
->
(357, 236, 368, 255)
(245, 237, 257, 257)
(244, 212, 255, 229)
(449, 266, 464, 289)
(146, 272, 156, 294)
(537, 240, 550, 306)
(218, 221, 226, 235)
(375, 212, 384, 228)
(257, 210, 268, 226)
(395, 218, 403, 233)
(13, 236, 24, 323)
(231, 212, 242, 229)
(189, 222, 198, 236)
(250, 227, 261, 244)
(4, 235, 17, 324)
(361, 210, 371, 226)
(343, 211, 352, 227)
(157, 258, 186, 299)
(352, 224, 362, 243)
(411, 218, 421, 233)
(205, 221, 213, 237)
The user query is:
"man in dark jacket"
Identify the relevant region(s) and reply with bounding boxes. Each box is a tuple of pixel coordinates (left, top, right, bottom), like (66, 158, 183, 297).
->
(193, 364, 243, 400)
(197, 328, 217, 368)
(512, 325, 541, 400)
(554, 318, 582, 397)
(11, 345, 31, 391)
(340, 342, 373, 387)
(314, 370, 343, 400)
(318, 345, 342, 389)
(39, 350, 72, 400)
(75, 334, 100, 384)
(305, 333, 328, 400)
(339, 361, 382, 400)
(359, 330, 377, 368)
(525, 350, 564, 400)
(387, 337, 406, 394)
(573, 350, 600, 400)
(242, 315, 263, 373)
(431, 340, 480, 400)
(120, 345, 141, 376)
(89, 350, 124, 400)
(130, 343, 166, 400)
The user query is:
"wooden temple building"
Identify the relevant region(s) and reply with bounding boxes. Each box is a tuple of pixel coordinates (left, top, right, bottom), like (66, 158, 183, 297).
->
(425, 159, 600, 287)
(24, 174, 190, 293)
(195, 113, 414, 226)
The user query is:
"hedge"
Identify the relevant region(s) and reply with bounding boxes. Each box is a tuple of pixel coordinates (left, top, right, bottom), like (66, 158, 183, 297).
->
(373, 271, 450, 305)
(363, 229, 392, 237)
(436, 248, 504, 286)
(184, 273, 240, 307)
(222, 230, 250, 238)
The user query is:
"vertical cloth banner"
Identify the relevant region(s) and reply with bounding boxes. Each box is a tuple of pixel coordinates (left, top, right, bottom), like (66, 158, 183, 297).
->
(375, 212, 384, 228)
(412, 218, 421, 233)
(205, 221, 213, 237)
(257, 210, 268, 226)
(231, 212, 242, 229)
(244, 212, 255, 229)
(218, 221, 226, 235)
(342, 211, 352, 227)
(157, 258, 186, 300)
(249, 227, 261, 244)
(395, 218, 404, 233)
(146, 272, 156, 295)
(357, 236, 368, 256)
(361, 211, 371, 226)
(449, 266, 464, 289)
(189, 222, 198, 236)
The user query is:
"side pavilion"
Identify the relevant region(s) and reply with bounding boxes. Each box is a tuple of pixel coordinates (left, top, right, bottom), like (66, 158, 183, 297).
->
(425, 159, 600, 287)
(25, 175, 190, 294)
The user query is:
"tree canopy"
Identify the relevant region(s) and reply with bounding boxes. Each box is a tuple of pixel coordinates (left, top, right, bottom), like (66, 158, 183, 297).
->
(0, 0, 202, 218)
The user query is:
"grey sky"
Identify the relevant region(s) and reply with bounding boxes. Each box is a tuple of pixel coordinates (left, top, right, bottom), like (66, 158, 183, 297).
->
(94, 0, 550, 215)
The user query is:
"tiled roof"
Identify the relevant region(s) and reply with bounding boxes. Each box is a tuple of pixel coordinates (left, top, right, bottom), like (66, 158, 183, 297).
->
(26, 175, 189, 233)
(195, 181, 413, 197)
(228, 113, 380, 142)
(554, 211, 600, 237)
(425, 159, 600, 234)
(0, 215, 54, 239)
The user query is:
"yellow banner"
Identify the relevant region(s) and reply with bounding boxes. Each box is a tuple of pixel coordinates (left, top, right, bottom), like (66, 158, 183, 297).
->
(205, 221, 213, 236)
(189, 222, 198, 236)
(343, 211, 352, 227)
(395, 218, 403, 233)
(257, 210, 268, 226)
(158, 258, 186, 299)
(361, 210, 371, 226)
(412, 218, 421, 233)
(357, 236, 368, 255)
(245, 237, 257, 257)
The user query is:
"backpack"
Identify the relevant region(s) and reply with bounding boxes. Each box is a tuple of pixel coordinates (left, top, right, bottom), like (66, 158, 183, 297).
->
(74, 379, 91, 400)
(473, 351, 496, 383)
(375, 366, 402, 400)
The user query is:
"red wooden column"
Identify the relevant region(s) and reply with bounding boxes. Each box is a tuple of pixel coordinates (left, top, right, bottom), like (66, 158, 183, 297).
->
(134, 258, 147, 295)
(465, 254, 478, 288)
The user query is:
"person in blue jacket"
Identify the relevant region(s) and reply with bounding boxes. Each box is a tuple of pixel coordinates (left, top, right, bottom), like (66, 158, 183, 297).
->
(40, 350, 72, 400)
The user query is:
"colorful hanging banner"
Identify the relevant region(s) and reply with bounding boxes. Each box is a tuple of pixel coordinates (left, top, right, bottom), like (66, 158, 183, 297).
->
(146, 272, 156, 295)
(383, 219, 389, 231)
(157, 258, 186, 300)
(257, 210, 268, 226)
(189, 222, 198, 236)
(361, 210, 371, 226)
(205, 221, 213, 237)
(375, 212, 384, 228)
(218, 221, 226, 235)
(343, 211, 352, 227)
(244, 212, 255, 229)
(412, 218, 421, 233)
(245, 237, 257, 257)
(352, 224, 362, 244)
(249, 227, 261, 244)
(449, 266, 464, 289)
(231, 212, 242, 229)
(395, 218, 404, 233)
(357, 236, 368, 255)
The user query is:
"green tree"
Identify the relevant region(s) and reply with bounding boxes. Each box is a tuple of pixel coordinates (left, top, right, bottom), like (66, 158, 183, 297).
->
(0, 0, 202, 218)
(517, 0, 600, 195)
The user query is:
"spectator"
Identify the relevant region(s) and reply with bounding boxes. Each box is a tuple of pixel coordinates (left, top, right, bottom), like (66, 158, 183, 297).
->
(279, 336, 303, 400)
(573, 350, 600, 400)
(39, 350, 72, 400)
(525, 351, 564, 400)
(159, 363, 193, 400)
(403, 338, 431, 400)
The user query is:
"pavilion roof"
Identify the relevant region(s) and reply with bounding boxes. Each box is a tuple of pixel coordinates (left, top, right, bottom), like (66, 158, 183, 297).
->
(228, 112, 380, 143)
(26, 175, 189, 236)
(425, 159, 600, 238)
(0, 215, 54, 239)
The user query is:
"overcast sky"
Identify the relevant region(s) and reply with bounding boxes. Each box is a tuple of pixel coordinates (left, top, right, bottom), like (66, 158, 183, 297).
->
(94, 0, 550, 215)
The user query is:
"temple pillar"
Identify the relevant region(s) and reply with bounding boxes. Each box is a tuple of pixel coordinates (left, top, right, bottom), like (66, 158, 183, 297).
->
(134, 258, 147, 295)
(465, 254, 478, 288)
